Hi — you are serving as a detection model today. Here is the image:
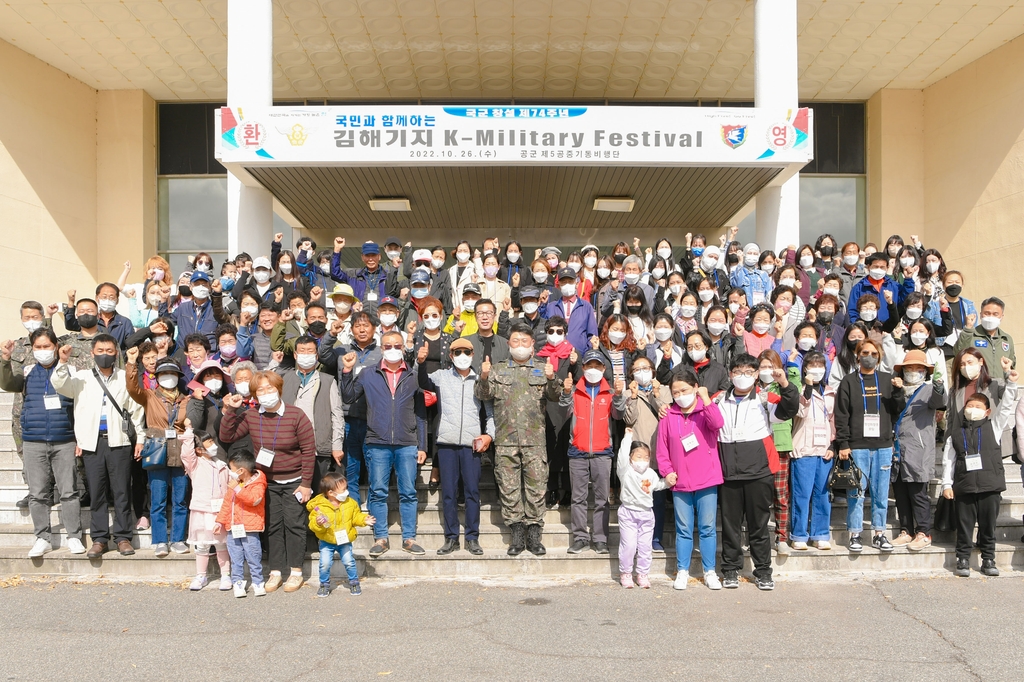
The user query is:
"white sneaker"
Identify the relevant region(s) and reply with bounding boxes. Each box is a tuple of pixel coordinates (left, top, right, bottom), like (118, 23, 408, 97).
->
(776, 541, 791, 555)
(189, 575, 209, 592)
(673, 573, 689, 590)
(252, 582, 266, 597)
(219, 575, 233, 591)
(790, 540, 808, 551)
(28, 538, 52, 558)
(67, 538, 86, 555)
(704, 571, 723, 590)
(233, 581, 247, 598)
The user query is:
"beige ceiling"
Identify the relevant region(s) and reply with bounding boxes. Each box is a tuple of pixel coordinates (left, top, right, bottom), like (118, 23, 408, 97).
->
(1, 0, 1022, 102)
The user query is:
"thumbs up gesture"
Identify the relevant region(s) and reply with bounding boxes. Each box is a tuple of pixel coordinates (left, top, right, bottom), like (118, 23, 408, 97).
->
(563, 375, 573, 393)
(480, 356, 491, 379)
(416, 341, 428, 364)
(544, 358, 555, 380)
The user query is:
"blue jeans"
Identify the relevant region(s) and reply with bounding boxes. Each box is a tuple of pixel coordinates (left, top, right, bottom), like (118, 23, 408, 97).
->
(227, 534, 263, 585)
(149, 466, 188, 544)
(344, 419, 368, 504)
(847, 448, 893, 533)
(672, 487, 718, 574)
(318, 540, 358, 586)
(365, 444, 419, 540)
(790, 456, 834, 542)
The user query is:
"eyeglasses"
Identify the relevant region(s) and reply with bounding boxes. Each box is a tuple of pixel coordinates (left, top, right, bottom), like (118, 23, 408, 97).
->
(732, 370, 757, 378)
(381, 344, 403, 351)
(451, 349, 473, 357)
(859, 351, 879, 358)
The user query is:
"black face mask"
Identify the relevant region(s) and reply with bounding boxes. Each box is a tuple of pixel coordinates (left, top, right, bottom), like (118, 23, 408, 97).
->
(945, 284, 962, 298)
(178, 285, 192, 298)
(613, 253, 627, 265)
(846, 337, 862, 351)
(626, 305, 642, 316)
(307, 320, 327, 336)
(820, 246, 834, 258)
(77, 314, 98, 329)
(93, 353, 116, 369)
(817, 311, 834, 325)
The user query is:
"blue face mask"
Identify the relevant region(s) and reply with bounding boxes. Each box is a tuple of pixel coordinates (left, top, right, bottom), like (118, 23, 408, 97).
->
(220, 276, 235, 292)
(692, 247, 704, 257)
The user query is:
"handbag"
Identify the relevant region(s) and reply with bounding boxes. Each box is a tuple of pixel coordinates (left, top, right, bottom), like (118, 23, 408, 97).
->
(826, 456, 864, 502)
(934, 495, 957, 533)
(92, 369, 137, 446)
(140, 402, 181, 471)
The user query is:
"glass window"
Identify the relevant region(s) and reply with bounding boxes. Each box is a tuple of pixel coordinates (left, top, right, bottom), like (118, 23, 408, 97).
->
(734, 176, 865, 248)
(158, 177, 228, 274)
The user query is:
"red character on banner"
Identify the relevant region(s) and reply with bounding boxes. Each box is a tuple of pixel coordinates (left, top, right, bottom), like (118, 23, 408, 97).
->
(237, 121, 266, 149)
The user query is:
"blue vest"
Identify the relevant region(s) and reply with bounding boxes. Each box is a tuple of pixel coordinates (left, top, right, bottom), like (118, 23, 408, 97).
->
(20, 364, 75, 443)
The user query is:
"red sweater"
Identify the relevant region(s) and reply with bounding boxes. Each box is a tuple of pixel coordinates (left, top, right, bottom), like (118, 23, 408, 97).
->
(220, 405, 317, 487)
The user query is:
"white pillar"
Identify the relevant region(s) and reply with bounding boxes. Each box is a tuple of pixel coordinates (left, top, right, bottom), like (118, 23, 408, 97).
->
(226, 0, 274, 259)
(754, 0, 800, 252)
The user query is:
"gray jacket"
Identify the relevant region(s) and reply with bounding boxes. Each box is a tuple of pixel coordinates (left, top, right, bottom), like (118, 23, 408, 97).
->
(420, 365, 495, 447)
(894, 380, 946, 483)
(282, 370, 345, 456)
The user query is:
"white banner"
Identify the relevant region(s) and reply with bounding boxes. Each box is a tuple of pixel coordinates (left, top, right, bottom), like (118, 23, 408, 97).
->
(216, 104, 812, 167)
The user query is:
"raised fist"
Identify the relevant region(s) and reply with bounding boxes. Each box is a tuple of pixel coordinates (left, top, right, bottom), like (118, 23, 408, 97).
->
(310, 286, 323, 300)
(892, 376, 904, 389)
(0, 340, 13, 361)
(211, 278, 222, 293)
(341, 352, 357, 372)
(222, 393, 244, 410)
(511, 273, 520, 287)
(416, 342, 428, 364)
(67, 289, 76, 305)
(1000, 356, 1013, 374)
(334, 237, 345, 252)
(273, 288, 285, 304)
(965, 313, 976, 329)
(406, 320, 418, 335)
(330, 319, 345, 336)
(502, 296, 511, 312)
(58, 345, 72, 363)
(126, 346, 139, 364)
(46, 303, 61, 317)
(274, 232, 284, 243)
(883, 289, 894, 305)
(614, 378, 625, 395)
(280, 308, 294, 322)
(589, 336, 600, 350)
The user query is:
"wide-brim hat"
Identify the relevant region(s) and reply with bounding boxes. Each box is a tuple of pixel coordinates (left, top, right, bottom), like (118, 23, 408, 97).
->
(894, 349, 934, 372)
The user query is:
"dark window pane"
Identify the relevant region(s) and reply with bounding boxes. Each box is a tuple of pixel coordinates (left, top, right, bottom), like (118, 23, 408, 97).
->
(838, 103, 865, 174)
(159, 103, 209, 174)
(816, 103, 840, 173)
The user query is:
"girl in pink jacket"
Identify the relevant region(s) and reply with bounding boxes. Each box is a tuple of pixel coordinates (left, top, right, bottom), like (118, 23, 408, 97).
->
(656, 366, 725, 591)
(180, 421, 231, 592)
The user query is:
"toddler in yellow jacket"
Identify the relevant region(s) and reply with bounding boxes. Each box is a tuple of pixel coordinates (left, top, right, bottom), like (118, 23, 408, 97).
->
(307, 472, 375, 597)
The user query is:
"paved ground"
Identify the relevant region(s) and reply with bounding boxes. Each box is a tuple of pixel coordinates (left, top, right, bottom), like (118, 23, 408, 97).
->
(1, 574, 1021, 681)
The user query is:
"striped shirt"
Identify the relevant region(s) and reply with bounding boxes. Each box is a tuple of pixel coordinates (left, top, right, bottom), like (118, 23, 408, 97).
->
(219, 403, 317, 487)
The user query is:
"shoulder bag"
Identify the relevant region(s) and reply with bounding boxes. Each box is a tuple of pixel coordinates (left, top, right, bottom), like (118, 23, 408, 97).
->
(92, 369, 137, 446)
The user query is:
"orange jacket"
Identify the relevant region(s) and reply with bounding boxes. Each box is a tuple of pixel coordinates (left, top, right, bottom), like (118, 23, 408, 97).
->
(215, 470, 267, 532)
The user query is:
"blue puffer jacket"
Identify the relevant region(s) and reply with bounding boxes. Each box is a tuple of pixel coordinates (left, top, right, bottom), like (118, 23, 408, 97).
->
(21, 364, 75, 443)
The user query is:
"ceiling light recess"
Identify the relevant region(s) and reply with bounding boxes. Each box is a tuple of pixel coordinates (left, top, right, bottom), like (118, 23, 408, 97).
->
(592, 197, 635, 212)
(369, 198, 411, 211)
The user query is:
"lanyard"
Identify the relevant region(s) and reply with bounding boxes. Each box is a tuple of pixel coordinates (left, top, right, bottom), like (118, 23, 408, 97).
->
(364, 269, 381, 295)
(962, 426, 983, 455)
(258, 410, 284, 453)
(813, 387, 829, 422)
(859, 372, 880, 415)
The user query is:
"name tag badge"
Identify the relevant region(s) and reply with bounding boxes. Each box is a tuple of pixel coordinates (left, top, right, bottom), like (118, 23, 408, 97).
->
(863, 414, 880, 438)
(210, 498, 223, 514)
(365, 290, 378, 301)
(231, 524, 247, 539)
(752, 291, 766, 305)
(334, 530, 351, 545)
(681, 432, 699, 452)
(43, 395, 62, 410)
(965, 453, 983, 472)
(164, 428, 177, 439)
(732, 424, 746, 441)
(813, 424, 830, 447)
(256, 447, 275, 467)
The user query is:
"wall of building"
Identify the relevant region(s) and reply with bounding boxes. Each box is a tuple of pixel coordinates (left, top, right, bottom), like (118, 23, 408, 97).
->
(866, 89, 924, 247)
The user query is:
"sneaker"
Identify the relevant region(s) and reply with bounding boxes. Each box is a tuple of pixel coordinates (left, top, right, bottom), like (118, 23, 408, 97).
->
(252, 582, 266, 596)
(153, 543, 169, 558)
(219, 575, 232, 591)
(812, 539, 832, 551)
(908, 533, 932, 551)
(872, 534, 894, 552)
(636, 574, 651, 589)
(402, 539, 425, 555)
(28, 538, 52, 558)
(265, 572, 283, 593)
(369, 538, 390, 558)
(776, 541, 790, 556)
(848, 535, 863, 553)
(722, 571, 740, 589)
(233, 581, 247, 598)
(545, 490, 558, 508)
(316, 584, 331, 598)
(620, 572, 635, 589)
(135, 517, 150, 531)
(566, 539, 588, 554)
(283, 573, 304, 592)
(980, 559, 999, 577)
(652, 539, 665, 554)
(170, 542, 189, 554)
(67, 538, 86, 555)
(704, 571, 723, 590)
(891, 531, 913, 547)
(349, 581, 362, 596)
(954, 557, 970, 577)
(790, 541, 808, 551)
(189, 575, 209, 592)
(673, 573, 688, 590)
(593, 541, 609, 555)
(755, 575, 775, 591)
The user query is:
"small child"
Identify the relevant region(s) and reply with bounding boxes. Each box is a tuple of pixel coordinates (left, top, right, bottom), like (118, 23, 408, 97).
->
(214, 451, 267, 598)
(307, 472, 374, 597)
(616, 429, 667, 589)
(789, 352, 836, 551)
(179, 423, 231, 591)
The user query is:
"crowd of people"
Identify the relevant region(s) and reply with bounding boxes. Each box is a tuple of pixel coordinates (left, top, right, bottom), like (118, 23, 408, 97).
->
(1, 227, 1020, 596)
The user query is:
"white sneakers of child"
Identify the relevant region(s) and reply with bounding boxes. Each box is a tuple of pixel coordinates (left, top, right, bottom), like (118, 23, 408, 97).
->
(252, 582, 266, 596)
(219, 575, 232, 591)
(619, 572, 634, 589)
(704, 571, 722, 590)
(233, 581, 247, 598)
(189, 575, 209, 591)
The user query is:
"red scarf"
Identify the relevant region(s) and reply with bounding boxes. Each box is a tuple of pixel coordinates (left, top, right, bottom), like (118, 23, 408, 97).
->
(536, 340, 574, 370)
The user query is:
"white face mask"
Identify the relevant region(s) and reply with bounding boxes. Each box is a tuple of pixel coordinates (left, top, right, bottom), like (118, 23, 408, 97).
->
(698, 289, 716, 303)
(708, 321, 727, 336)
(899, 256, 915, 268)
(431, 258, 445, 270)
(241, 305, 259, 316)
(669, 284, 682, 296)
(688, 348, 706, 363)
(456, 251, 470, 263)
(823, 287, 840, 298)
(679, 305, 697, 319)
(657, 248, 672, 260)
(335, 300, 352, 314)
(732, 374, 756, 391)
(386, 250, 400, 261)
(320, 262, 332, 274)
(202, 442, 218, 458)
(583, 368, 605, 384)
(752, 321, 770, 335)
(462, 299, 477, 312)
(654, 327, 674, 342)
(926, 261, 940, 274)
(379, 313, 397, 327)
(910, 331, 928, 347)
(204, 378, 223, 393)
(235, 381, 250, 397)
(608, 330, 627, 345)
(960, 363, 980, 380)
(279, 262, 293, 274)
(229, 470, 240, 481)
(333, 489, 349, 502)
(257, 391, 280, 410)
(630, 459, 649, 474)
(980, 315, 1001, 331)
(254, 270, 271, 283)
(843, 254, 859, 266)
(295, 353, 317, 370)
(759, 368, 776, 384)
(523, 301, 539, 315)
(195, 263, 211, 273)
(651, 267, 665, 280)
(23, 319, 42, 333)
(191, 286, 209, 300)
(98, 299, 117, 313)
(567, 262, 582, 273)
(423, 316, 441, 330)
(903, 370, 925, 385)
(507, 252, 520, 263)
(779, 277, 796, 289)
(797, 337, 817, 351)
(623, 272, 640, 285)
(634, 369, 652, 385)
(158, 374, 178, 389)
(799, 255, 814, 268)
(964, 407, 987, 422)
(761, 264, 776, 275)
(560, 283, 577, 298)
(744, 253, 759, 267)
(868, 268, 887, 280)
(860, 308, 877, 322)
(510, 346, 533, 362)
(596, 267, 611, 280)
(674, 392, 695, 409)
(533, 271, 548, 284)
(32, 349, 55, 366)
(451, 353, 473, 370)
(728, 302, 740, 315)
(806, 367, 825, 383)
(547, 332, 564, 346)
(700, 256, 718, 272)
(584, 256, 597, 268)
(905, 307, 923, 320)
(382, 348, 404, 363)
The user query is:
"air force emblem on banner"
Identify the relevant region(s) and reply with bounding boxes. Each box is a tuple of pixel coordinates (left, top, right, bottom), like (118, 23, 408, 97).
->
(721, 124, 747, 148)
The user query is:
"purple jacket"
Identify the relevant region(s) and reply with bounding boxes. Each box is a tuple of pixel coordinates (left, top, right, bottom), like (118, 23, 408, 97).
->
(656, 399, 725, 492)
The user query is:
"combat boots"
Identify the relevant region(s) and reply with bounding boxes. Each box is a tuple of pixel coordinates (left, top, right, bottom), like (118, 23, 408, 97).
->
(507, 523, 526, 556)
(526, 524, 546, 556)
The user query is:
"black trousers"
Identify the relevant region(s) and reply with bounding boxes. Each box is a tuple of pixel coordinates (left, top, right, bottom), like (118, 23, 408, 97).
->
(82, 436, 133, 544)
(311, 455, 336, 496)
(955, 490, 1001, 561)
(545, 419, 571, 494)
(130, 456, 149, 521)
(720, 475, 774, 578)
(893, 480, 932, 536)
(265, 480, 308, 572)
(438, 445, 481, 540)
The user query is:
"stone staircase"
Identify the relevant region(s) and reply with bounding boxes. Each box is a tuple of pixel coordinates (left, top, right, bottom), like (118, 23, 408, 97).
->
(1, 391, 1022, 581)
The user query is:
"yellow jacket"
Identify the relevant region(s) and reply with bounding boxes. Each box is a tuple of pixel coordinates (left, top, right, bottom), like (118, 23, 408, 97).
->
(306, 494, 368, 544)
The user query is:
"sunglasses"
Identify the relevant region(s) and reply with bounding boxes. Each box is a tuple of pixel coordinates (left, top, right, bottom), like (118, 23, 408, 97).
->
(451, 349, 473, 357)
(381, 344, 403, 351)
(548, 329, 566, 335)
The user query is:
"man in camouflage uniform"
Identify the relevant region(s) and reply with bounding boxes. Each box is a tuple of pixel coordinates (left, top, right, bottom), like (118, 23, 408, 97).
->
(475, 322, 561, 557)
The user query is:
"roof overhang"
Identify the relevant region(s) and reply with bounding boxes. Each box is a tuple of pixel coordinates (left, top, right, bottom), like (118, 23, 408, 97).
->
(215, 104, 811, 233)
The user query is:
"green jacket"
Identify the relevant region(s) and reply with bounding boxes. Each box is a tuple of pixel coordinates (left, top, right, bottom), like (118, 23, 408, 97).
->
(954, 326, 1015, 372)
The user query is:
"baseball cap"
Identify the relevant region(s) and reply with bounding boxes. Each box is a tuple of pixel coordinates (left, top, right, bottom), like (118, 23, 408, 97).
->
(190, 270, 212, 283)
(412, 248, 432, 263)
(384, 236, 401, 249)
(378, 296, 399, 309)
(410, 269, 431, 284)
(253, 256, 271, 270)
(462, 282, 482, 296)
(362, 241, 380, 255)
(154, 358, 183, 376)
(556, 267, 578, 282)
(519, 286, 541, 300)
(582, 349, 607, 367)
